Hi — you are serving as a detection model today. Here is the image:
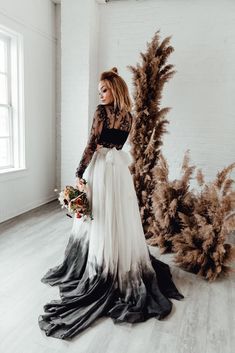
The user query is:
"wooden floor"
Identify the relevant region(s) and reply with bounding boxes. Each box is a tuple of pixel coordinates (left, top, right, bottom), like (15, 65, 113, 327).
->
(0, 200, 234, 353)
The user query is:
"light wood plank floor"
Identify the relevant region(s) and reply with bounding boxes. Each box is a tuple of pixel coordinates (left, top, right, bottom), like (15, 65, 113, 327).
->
(0, 200, 234, 353)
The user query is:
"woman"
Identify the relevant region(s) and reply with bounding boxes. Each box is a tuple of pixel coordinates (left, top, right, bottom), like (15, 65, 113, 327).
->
(38, 67, 183, 340)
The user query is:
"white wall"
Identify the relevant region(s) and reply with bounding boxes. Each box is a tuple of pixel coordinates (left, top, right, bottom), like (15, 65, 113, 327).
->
(0, 0, 57, 223)
(1, 0, 234, 223)
(98, 0, 235, 185)
(61, 0, 99, 186)
(55, 3, 61, 192)
(61, 0, 235, 191)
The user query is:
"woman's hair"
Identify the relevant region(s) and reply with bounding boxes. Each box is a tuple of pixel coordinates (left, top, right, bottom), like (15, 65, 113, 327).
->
(99, 67, 132, 112)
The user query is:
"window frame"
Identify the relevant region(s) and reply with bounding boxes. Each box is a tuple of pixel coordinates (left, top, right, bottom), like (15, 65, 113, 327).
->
(0, 25, 25, 176)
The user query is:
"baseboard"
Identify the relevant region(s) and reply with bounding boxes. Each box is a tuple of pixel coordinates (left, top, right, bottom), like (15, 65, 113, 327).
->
(0, 194, 58, 224)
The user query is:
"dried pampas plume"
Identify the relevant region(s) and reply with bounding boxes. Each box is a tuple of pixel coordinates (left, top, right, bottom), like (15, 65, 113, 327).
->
(128, 30, 235, 281)
(173, 162, 235, 281)
(148, 150, 196, 253)
(148, 150, 235, 281)
(128, 30, 175, 237)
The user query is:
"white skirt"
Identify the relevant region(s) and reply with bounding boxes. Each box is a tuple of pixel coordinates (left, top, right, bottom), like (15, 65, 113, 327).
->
(39, 147, 183, 340)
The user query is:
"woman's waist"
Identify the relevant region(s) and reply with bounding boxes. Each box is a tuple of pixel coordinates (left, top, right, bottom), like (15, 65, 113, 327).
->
(96, 143, 122, 151)
(96, 145, 120, 153)
(96, 145, 132, 165)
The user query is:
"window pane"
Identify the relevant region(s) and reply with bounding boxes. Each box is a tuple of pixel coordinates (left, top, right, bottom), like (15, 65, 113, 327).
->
(0, 39, 7, 73)
(0, 106, 10, 136)
(0, 73, 8, 104)
(0, 137, 10, 167)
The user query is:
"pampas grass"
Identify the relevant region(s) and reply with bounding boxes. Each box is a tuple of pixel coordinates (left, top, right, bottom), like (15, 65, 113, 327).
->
(147, 150, 196, 253)
(173, 162, 235, 281)
(148, 150, 235, 281)
(128, 30, 175, 238)
(128, 30, 235, 280)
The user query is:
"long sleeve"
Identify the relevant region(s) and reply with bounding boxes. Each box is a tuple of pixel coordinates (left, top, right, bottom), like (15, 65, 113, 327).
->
(75, 106, 104, 179)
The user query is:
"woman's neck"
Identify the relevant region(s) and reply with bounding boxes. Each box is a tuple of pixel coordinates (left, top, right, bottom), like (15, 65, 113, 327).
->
(105, 102, 114, 107)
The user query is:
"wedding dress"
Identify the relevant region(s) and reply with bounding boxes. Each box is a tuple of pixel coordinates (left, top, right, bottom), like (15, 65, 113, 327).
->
(38, 103, 183, 339)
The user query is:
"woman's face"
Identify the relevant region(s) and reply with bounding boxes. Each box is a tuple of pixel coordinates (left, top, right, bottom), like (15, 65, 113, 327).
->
(98, 81, 114, 105)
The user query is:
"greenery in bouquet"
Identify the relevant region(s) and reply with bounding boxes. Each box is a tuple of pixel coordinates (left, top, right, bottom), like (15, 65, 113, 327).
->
(57, 181, 93, 220)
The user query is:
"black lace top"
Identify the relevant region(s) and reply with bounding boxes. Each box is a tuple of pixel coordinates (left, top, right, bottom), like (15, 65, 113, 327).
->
(75, 104, 133, 178)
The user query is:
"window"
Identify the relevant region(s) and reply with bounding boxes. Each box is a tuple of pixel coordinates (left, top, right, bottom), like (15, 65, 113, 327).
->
(0, 25, 25, 174)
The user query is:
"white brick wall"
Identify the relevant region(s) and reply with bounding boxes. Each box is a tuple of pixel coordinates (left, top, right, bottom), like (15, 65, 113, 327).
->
(2, 0, 234, 223)
(61, 0, 99, 186)
(98, 0, 235, 185)
(62, 0, 235, 190)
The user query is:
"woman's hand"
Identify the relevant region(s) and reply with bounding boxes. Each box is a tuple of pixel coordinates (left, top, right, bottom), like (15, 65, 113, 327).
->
(96, 144, 103, 151)
(76, 177, 85, 191)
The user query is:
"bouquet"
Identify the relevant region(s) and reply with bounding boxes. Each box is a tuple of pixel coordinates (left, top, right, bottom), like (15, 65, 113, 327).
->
(56, 179, 93, 220)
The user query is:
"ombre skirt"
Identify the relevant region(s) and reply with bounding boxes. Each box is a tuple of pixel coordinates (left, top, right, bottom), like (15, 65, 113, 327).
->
(38, 147, 183, 340)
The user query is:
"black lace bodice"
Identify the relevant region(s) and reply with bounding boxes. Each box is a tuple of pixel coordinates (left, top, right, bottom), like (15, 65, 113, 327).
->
(75, 104, 133, 178)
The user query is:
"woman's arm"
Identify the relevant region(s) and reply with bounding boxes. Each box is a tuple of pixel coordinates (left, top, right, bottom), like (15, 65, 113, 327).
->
(75, 106, 104, 179)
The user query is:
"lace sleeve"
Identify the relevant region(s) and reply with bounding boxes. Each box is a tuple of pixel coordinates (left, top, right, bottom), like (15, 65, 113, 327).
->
(75, 106, 104, 178)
